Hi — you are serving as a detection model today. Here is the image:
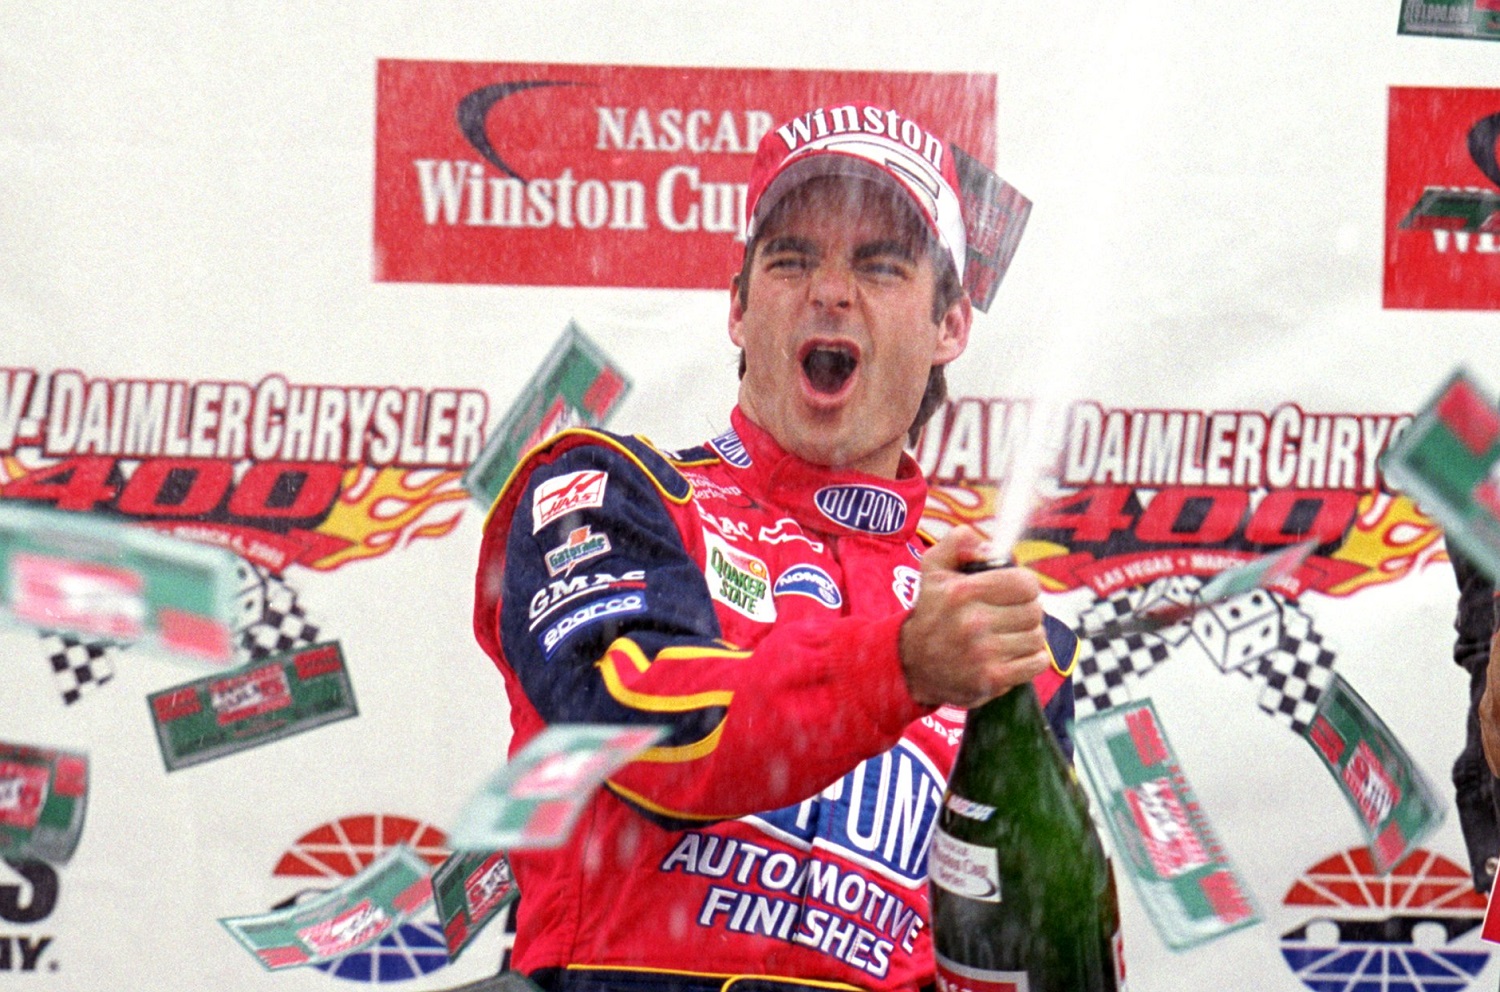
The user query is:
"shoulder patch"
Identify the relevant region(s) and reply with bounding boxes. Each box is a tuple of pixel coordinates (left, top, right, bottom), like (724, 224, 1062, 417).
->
(664, 443, 720, 467)
(610, 433, 691, 502)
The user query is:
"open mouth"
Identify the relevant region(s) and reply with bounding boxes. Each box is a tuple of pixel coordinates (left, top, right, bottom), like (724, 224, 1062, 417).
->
(801, 345, 858, 395)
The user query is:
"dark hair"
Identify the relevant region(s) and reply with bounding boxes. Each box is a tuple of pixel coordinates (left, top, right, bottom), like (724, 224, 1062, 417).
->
(734, 201, 965, 447)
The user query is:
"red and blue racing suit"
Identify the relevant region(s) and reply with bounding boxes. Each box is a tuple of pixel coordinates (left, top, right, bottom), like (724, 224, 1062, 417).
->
(473, 407, 1076, 991)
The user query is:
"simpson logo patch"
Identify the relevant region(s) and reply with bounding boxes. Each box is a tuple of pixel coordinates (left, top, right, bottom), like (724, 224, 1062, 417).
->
(532, 470, 607, 532)
(703, 532, 775, 622)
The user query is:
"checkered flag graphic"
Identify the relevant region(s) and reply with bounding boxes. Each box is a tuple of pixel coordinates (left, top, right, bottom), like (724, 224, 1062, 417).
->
(1241, 602, 1337, 735)
(1072, 585, 1175, 718)
(232, 561, 322, 662)
(1072, 575, 1338, 734)
(41, 631, 118, 705)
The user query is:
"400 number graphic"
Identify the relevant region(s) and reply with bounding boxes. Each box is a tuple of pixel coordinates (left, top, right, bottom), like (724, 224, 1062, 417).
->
(272, 814, 451, 983)
(2, 456, 344, 524)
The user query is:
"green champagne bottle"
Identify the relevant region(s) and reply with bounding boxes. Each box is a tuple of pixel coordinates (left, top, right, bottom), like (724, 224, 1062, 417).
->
(928, 682, 1125, 991)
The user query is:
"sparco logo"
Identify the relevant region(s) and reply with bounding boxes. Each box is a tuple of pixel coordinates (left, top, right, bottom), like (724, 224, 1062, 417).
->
(814, 484, 906, 535)
(0, 858, 57, 973)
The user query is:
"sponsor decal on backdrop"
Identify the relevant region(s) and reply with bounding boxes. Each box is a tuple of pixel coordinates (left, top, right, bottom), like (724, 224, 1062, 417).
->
(922, 395, 1461, 894)
(373, 62, 996, 289)
(1279, 847, 1489, 991)
(0, 858, 57, 974)
(266, 814, 494, 982)
(917, 396, 1437, 599)
(1385, 86, 1500, 310)
(0, 368, 487, 574)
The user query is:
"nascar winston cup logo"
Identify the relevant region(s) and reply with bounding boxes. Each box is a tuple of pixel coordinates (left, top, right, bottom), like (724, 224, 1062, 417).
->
(373, 62, 997, 289)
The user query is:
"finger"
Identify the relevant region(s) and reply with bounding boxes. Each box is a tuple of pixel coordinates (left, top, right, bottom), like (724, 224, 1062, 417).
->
(980, 649, 1051, 695)
(921, 525, 988, 573)
(969, 566, 1044, 608)
(977, 627, 1049, 664)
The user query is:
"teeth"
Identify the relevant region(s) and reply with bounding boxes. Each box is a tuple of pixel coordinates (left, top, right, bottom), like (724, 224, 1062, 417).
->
(803, 348, 857, 394)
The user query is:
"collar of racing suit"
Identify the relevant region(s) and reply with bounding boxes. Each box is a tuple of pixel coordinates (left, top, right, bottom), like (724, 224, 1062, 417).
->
(722, 405, 929, 545)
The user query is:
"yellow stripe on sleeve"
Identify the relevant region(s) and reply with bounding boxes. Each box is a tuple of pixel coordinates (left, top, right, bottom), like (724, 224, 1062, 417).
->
(595, 639, 735, 712)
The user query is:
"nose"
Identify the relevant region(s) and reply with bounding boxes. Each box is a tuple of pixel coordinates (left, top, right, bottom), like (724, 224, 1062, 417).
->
(808, 260, 853, 310)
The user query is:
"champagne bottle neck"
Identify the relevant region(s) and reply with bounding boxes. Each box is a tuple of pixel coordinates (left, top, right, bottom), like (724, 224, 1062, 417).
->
(951, 682, 1062, 790)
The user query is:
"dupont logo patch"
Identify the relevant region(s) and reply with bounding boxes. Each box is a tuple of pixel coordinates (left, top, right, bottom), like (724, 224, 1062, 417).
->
(709, 429, 751, 469)
(813, 484, 907, 534)
(532, 470, 607, 532)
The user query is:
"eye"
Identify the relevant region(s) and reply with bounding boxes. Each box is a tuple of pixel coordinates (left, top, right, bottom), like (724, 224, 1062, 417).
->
(859, 256, 913, 280)
(763, 253, 813, 273)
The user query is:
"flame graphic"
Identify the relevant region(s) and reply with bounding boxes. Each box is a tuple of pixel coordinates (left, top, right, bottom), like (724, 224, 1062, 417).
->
(1325, 491, 1446, 596)
(308, 466, 469, 571)
(0, 455, 26, 485)
(922, 482, 1001, 538)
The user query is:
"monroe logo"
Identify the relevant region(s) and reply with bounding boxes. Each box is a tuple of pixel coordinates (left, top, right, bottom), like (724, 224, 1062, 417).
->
(814, 484, 906, 534)
(773, 564, 842, 608)
(532, 470, 607, 532)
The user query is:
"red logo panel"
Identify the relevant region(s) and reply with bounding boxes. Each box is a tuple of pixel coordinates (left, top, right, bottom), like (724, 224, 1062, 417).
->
(374, 62, 997, 289)
(1384, 86, 1500, 310)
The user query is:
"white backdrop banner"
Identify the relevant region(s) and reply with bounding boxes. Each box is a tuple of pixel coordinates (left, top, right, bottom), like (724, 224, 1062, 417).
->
(3, 3, 1500, 990)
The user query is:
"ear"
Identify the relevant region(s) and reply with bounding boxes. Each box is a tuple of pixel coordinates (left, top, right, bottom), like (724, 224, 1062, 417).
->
(727, 273, 747, 348)
(932, 292, 972, 366)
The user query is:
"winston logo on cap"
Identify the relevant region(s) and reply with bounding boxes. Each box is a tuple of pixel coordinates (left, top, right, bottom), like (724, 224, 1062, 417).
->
(814, 484, 907, 535)
(774, 105, 945, 172)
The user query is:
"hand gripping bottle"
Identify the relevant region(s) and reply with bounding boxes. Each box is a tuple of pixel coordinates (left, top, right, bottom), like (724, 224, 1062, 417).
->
(928, 681, 1125, 991)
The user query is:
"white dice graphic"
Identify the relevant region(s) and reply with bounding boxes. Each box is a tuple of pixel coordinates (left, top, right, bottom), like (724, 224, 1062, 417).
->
(1188, 590, 1282, 672)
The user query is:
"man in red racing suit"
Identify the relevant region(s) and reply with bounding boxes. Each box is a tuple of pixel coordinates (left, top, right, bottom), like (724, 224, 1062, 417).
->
(473, 103, 1076, 992)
